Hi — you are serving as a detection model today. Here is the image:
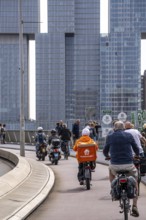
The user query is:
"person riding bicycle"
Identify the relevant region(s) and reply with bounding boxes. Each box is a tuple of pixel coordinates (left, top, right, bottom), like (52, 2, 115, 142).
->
(124, 121, 146, 157)
(103, 121, 140, 217)
(35, 127, 47, 155)
(48, 129, 61, 160)
(73, 128, 98, 185)
(59, 123, 72, 154)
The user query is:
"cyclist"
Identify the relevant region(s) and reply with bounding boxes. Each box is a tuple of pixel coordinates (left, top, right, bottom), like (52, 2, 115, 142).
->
(125, 121, 146, 157)
(73, 128, 98, 185)
(59, 123, 72, 155)
(103, 121, 140, 217)
(72, 119, 80, 144)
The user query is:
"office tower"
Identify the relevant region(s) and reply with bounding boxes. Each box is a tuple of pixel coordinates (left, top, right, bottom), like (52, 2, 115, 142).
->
(0, 0, 39, 128)
(35, 0, 100, 129)
(141, 70, 146, 110)
(100, 1, 146, 126)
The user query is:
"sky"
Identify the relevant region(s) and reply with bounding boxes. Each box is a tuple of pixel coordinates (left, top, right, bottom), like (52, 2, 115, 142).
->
(29, 0, 146, 119)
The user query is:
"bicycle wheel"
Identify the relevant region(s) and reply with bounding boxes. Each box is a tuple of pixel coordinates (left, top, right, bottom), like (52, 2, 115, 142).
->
(86, 178, 90, 190)
(123, 199, 129, 220)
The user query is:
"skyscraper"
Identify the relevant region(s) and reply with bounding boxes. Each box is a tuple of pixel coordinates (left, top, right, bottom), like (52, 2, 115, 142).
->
(100, 0, 146, 127)
(1, 0, 146, 132)
(35, 0, 100, 129)
(0, 0, 39, 128)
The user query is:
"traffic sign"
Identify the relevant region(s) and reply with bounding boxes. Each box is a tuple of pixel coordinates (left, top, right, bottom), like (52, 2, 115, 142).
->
(102, 114, 112, 125)
(118, 112, 127, 122)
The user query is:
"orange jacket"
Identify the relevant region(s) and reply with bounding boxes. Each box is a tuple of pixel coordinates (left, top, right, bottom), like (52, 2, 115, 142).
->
(73, 135, 98, 161)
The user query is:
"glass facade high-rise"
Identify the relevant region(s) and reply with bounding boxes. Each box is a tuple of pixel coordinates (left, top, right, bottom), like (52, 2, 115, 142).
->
(100, 0, 146, 127)
(1, 0, 146, 131)
(35, 0, 100, 129)
(0, 0, 100, 130)
(0, 0, 39, 128)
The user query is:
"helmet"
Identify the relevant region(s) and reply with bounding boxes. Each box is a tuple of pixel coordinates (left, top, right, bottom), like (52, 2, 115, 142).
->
(37, 127, 43, 132)
(143, 123, 146, 129)
(82, 128, 90, 136)
(51, 129, 57, 134)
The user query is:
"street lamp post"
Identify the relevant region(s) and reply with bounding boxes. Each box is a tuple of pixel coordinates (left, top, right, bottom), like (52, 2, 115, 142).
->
(19, 0, 25, 156)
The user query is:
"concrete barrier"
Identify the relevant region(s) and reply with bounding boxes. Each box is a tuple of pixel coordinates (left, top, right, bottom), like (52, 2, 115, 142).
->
(0, 149, 31, 197)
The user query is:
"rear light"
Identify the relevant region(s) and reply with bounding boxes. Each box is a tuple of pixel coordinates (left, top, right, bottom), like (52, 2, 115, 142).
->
(85, 165, 90, 169)
(53, 149, 59, 152)
(119, 178, 127, 183)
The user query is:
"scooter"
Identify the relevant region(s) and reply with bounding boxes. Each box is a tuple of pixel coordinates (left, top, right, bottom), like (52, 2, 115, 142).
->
(37, 143, 47, 161)
(82, 161, 92, 190)
(49, 138, 61, 165)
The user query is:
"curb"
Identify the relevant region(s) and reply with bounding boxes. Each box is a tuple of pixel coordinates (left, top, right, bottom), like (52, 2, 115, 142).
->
(8, 165, 55, 220)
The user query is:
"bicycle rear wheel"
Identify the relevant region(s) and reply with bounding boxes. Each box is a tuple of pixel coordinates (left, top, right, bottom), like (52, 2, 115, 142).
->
(123, 199, 129, 220)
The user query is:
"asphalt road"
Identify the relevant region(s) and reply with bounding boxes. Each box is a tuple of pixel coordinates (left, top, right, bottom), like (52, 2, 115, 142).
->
(26, 156, 146, 220)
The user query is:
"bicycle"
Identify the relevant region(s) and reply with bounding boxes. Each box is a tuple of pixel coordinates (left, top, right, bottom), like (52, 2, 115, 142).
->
(113, 170, 137, 220)
(61, 140, 69, 160)
(105, 158, 137, 220)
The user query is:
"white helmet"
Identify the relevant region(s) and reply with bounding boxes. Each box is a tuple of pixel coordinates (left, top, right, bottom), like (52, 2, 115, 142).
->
(82, 128, 90, 136)
(37, 127, 43, 131)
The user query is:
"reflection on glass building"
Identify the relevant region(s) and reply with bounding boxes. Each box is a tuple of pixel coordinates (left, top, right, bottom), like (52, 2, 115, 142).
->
(1, 0, 146, 131)
(100, 0, 146, 123)
(0, 0, 100, 130)
(0, 0, 39, 128)
(35, 0, 100, 129)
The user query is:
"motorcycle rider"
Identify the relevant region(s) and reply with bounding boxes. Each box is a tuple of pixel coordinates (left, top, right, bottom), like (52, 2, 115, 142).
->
(35, 127, 47, 155)
(48, 129, 59, 145)
(73, 128, 98, 185)
(48, 129, 61, 160)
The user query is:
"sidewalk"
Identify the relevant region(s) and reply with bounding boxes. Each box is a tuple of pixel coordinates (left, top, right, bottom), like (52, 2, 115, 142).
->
(0, 145, 55, 220)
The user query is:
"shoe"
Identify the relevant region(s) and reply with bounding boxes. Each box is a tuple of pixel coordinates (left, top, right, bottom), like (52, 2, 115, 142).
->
(131, 205, 139, 217)
(91, 169, 95, 172)
(79, 180, 84, 185)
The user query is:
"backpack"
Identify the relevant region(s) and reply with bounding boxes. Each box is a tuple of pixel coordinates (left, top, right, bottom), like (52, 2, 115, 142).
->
(111, 176, 136, 200)
(111, 178, 121, 200)
(37, 133, 45, 144)
(126, 176, 137, 199)
(1, 127, 4, 133)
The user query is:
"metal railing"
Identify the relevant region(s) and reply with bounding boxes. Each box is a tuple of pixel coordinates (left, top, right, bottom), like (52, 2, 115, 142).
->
(3, 130, 105, 149)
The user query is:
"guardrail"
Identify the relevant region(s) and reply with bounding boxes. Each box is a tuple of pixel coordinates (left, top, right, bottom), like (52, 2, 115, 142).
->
(4, 130, 51, 145)
(4, 130, 105, 149)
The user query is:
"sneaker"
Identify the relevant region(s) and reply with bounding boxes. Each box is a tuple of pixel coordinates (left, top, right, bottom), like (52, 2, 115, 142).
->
(131, 205, 139, 217)
(91, 169, 95, 172)
(79, 180, 84, 185)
